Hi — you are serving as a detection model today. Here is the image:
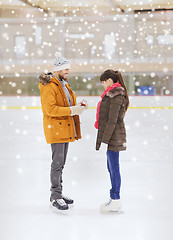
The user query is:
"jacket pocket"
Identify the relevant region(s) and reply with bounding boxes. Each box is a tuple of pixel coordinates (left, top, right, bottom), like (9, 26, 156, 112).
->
(51, 119, 71, 139)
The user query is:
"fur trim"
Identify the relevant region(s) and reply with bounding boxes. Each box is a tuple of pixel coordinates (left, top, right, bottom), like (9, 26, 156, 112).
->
(39, 72, 53, 85)
(106, 87, 125, 98)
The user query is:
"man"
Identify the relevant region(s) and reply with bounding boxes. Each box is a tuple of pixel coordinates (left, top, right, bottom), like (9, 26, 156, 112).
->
(39, 52, 87, 212)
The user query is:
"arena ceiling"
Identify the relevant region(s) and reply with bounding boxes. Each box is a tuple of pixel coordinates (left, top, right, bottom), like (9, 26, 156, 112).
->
(0, 0, 173, 12)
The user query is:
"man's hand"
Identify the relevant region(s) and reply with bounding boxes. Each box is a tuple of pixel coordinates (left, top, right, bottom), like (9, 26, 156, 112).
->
(70, 104, 85, 116)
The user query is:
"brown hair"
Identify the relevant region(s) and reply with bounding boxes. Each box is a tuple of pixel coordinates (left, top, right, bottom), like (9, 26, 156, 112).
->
(100, 69, 129, 111)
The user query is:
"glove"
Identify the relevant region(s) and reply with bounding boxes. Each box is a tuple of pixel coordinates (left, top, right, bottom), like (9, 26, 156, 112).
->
(70, 104, 85, 116)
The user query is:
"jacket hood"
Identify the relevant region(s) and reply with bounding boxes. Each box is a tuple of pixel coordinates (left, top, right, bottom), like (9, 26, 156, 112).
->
(39, 72, 53, 85)
(107, 87, 125, 98)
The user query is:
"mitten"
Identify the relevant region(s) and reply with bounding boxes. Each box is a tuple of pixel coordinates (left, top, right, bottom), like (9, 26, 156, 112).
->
(70, 104, 85, 116)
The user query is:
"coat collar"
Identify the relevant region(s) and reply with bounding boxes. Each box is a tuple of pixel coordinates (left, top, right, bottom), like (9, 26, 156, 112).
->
(39, 72, 53, 85)
(101, 82, 124, 99)
(106, 87, 125, 98)
(39, 73, 68, 87)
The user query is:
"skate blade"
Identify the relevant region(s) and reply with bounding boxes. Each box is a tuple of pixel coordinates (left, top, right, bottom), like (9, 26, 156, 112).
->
(109, 210, 123, 214)
(49, 204, 69, 215)
(100, 209, 123, 214)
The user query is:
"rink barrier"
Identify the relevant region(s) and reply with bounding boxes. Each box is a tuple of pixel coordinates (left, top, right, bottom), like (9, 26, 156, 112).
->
(0, 106, 173, 110)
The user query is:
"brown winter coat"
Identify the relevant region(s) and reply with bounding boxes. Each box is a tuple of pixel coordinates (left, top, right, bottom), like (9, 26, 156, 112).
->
(39, 75, 81, 144)
(96, 87, 127, 152)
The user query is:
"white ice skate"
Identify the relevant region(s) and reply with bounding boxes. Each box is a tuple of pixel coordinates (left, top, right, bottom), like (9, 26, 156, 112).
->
(100, 199, 121, 213)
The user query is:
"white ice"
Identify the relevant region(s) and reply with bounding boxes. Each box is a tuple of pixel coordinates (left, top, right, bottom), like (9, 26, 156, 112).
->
(0, 96, 173, 240)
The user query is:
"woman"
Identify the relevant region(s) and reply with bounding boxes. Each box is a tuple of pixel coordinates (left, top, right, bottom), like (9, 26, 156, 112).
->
(95, 69, 129, 213)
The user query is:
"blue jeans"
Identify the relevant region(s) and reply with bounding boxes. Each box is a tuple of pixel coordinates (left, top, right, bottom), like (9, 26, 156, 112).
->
(107, 150, 121, 200)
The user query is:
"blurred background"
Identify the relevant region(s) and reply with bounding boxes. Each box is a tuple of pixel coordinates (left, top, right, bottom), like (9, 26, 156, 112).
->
(0, 0, 173, 96)
(1, 2, 173, 240)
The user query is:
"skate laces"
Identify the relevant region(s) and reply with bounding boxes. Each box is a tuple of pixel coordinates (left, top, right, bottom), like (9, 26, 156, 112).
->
(105, 199, 112, 206)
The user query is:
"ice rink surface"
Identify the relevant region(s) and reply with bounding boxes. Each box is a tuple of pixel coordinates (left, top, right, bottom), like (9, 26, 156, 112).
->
(0, 96, 173, 240)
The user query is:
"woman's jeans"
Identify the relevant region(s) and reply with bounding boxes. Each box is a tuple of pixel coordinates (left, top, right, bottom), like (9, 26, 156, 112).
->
(107, 150, 121, 200)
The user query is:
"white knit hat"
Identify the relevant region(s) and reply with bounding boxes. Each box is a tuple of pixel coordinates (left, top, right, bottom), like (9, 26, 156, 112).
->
(53, 52, 71, 72)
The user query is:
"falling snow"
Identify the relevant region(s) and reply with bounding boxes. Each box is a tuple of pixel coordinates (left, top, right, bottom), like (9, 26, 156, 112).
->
(0, 2, 173, 239)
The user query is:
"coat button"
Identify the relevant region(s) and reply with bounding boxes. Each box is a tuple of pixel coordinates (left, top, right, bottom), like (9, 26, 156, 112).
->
(70, 137, 72, 139)
(68, 124, 70, 126)
(59, 122, 62, 124)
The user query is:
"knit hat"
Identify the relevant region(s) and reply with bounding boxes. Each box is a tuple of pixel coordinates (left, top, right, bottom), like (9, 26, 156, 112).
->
(53, 52, 71, 72)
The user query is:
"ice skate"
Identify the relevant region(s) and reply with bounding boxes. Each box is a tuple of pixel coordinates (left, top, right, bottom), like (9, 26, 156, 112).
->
(50, 199, 69, 213)
(100, 199, 121, 213)
(62, 195, 74, 204)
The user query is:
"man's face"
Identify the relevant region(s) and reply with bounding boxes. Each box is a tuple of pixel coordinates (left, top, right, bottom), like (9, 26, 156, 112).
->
(54, 69, 70, 80)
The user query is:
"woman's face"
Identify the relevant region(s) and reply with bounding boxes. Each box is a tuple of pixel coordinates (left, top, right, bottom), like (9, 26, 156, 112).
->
(101, 78, 114, 90)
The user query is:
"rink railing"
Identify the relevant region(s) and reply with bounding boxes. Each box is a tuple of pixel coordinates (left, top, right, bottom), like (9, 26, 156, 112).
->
(0, 106, 173, 110)
(0, 96, 173, 110)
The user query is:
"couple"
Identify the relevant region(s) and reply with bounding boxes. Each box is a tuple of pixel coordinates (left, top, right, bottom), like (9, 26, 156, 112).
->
(39, 52, 129, 214)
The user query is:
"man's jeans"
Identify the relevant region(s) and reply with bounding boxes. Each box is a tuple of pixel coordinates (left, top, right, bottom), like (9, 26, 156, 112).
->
(50, 143, 69, 201)
(107, 150, 121, 200)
